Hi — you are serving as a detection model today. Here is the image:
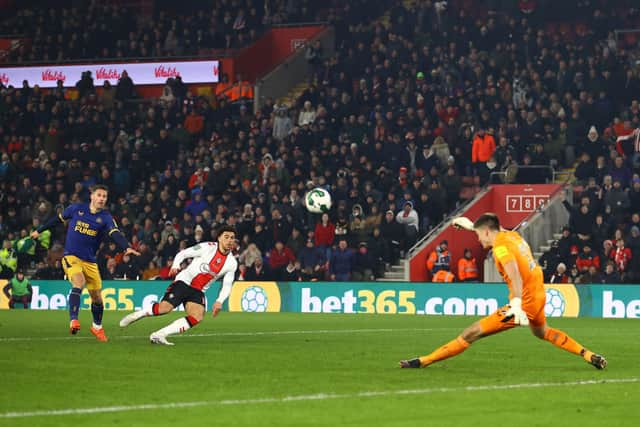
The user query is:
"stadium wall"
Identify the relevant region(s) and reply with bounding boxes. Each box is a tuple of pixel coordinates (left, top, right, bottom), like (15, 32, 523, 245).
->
(1, 280, 638, 319)
(234, 25, 325, 83)
(408, 184, 563, 282)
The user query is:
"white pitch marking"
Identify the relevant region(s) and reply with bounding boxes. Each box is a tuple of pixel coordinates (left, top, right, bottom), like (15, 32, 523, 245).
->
(0, 327, 453, 342)
(0, 325, 625, 342)
(1, 377, 637, 418)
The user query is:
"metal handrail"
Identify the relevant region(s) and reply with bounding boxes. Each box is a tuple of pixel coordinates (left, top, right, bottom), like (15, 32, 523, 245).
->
(510, 164, 555, 180)
(272, 22, 328, 28)
(614, 28, 640, 34)
(489, 171, 507, 182)
(490, 164, 562, 184)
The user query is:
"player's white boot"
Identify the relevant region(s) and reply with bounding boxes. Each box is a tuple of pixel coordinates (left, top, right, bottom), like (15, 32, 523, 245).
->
(150, 332, 174, 346)
(119, 310, 147, 327)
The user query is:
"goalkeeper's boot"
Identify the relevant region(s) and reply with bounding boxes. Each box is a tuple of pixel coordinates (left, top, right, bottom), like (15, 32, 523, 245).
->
(399, 358, 422, 368)
(69, 319, 81, 335)
(150, 332, 174, 346)
(90, 326, 108, 342)
(590, 354, 607, 370)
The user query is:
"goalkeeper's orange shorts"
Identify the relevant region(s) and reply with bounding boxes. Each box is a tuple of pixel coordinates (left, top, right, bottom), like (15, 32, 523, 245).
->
(479, 298, 546, 335)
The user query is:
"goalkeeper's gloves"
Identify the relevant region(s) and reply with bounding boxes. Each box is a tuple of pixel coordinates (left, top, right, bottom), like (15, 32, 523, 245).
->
(452, 216, 475, 231)
(501, 297, 529, 325)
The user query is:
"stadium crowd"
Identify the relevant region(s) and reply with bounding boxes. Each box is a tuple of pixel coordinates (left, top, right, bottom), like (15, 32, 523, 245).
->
(0, 0, 639, 283)
(0, 0, 337, 62)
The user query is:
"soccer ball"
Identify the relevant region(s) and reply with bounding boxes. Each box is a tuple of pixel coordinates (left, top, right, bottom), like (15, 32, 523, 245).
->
(241, 286, 268, 312)
(305, 187, 332, 213)
(544, 288, 566, 317)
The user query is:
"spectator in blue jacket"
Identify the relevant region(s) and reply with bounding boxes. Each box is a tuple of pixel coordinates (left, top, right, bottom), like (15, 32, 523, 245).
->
(329, 238, 355, 281)
(184, 189, 208, 217)
(298, 238, 326, 281)
(353, 242, 376, 281)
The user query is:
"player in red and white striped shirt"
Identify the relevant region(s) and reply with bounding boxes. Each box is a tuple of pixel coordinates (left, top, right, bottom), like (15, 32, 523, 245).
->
(119, 225, 238, 345)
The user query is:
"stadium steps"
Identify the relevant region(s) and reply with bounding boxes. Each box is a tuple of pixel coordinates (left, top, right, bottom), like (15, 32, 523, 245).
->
(277, 1, 401, 107)
(379, 262, 407, 282)
(277, 82, 310, 108)
(535, 234, 565, 261)
(380, 272, 405, 280)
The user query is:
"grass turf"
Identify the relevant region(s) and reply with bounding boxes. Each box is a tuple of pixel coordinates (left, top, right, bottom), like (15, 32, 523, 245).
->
(0, 310, 638, 426)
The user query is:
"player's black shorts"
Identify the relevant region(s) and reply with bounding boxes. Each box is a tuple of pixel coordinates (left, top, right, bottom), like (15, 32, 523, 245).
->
(161, 281, 205, 308)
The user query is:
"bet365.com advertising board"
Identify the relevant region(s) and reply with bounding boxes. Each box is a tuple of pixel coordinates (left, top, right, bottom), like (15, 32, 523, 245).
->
(0, 280, 638, 318)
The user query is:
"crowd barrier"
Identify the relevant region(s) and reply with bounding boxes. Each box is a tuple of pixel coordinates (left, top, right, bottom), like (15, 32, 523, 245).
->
(0, 280, 638, 318)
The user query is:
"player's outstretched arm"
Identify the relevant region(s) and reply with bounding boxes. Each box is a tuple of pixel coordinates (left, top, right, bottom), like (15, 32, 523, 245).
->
(110, 230, 140, 256)
(33, 204, 79, 239)
(167, 243, 209, 277)
(170, 243, 207, 271)
(30, 214, 65, 239)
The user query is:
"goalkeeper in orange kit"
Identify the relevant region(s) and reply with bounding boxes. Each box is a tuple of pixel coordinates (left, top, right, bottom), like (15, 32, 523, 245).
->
(400, 213, 607, 370)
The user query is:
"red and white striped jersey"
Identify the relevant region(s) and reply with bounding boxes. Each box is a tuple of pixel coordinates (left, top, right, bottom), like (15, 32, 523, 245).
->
(171, 242, 238, 302)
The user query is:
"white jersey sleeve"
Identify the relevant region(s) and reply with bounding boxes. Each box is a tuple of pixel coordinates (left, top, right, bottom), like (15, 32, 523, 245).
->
(215, 257, 238, 304)
(173, 242, 238, 292)
(171, 243, 208, 270)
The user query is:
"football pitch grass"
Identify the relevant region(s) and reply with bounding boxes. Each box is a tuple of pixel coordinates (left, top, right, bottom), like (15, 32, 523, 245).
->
(0, 311, 638, 427)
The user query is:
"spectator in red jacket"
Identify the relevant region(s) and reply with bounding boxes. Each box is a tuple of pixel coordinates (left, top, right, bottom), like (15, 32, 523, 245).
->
(314, 212, 335, 249)
(158, 258, 174, 280)
(187, 166, 208, 190)
(611, 239, 632, 274)
(576, 244, 600, 273)
(183, 109, 204, 136)
(268, 241, 296, 280)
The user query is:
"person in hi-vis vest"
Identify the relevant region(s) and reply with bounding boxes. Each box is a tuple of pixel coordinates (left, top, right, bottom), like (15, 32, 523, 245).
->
(458, 248, 479, 282)
(432, 269, 455, 282)
(426, 240, 451, 277)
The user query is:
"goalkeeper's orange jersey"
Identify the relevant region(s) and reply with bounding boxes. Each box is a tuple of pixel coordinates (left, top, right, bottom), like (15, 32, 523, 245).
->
(492, 230, 545, 308)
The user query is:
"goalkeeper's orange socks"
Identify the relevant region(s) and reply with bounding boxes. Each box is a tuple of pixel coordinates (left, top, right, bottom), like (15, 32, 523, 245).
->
(543, 327, 593, 362)
(419, 336, 470, 367)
